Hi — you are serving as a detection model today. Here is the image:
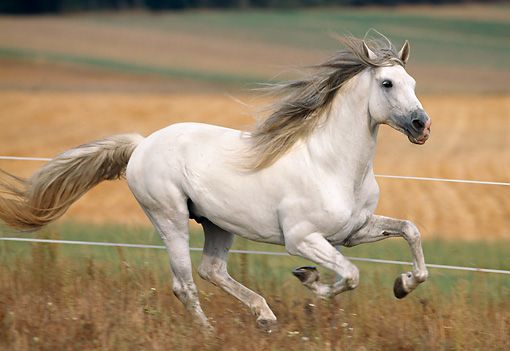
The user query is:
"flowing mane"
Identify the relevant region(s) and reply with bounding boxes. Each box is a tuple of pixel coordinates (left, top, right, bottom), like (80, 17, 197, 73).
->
(248, 36, 405, 170)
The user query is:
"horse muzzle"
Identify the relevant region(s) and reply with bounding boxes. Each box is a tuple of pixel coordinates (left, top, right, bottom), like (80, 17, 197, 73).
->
(405, 109, 431, 145)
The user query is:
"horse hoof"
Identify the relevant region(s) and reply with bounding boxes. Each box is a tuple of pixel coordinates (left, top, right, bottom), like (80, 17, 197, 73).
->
(257, 318, 278, 333)
(292, 266, 319, 285)
(393, 275, 409, 299)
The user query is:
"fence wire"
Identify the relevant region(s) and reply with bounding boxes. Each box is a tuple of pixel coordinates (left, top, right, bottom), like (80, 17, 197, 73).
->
(1, 237, 509, 275)
(2, 155, 509, 186)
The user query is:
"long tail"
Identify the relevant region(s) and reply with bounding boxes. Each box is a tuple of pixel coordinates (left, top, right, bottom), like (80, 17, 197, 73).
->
(0, 134, 144, 231)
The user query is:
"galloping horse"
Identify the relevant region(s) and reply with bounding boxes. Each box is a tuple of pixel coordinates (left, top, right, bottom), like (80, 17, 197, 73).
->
(0, 36, 431, 331)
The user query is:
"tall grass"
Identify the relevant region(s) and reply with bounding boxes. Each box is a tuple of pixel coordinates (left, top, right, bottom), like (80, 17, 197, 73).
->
(0, 223, 509, 350)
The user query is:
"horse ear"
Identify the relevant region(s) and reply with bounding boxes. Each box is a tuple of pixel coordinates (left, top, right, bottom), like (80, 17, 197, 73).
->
(362, 41, 377, 60)
(398, 40, 410, 64)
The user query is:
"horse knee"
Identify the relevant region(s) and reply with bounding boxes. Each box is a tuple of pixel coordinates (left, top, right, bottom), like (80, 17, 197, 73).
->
(402, 220, 421, 242)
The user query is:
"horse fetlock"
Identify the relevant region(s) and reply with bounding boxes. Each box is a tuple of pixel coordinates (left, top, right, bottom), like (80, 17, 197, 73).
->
(413, 269, 428, 283)
(345, 274, 359, 290)
(344, 265, 360, 290)
(250, 297, 272, 315)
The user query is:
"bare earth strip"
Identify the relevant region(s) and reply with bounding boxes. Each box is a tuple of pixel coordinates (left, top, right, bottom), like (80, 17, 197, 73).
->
(0, 91, 508, 241)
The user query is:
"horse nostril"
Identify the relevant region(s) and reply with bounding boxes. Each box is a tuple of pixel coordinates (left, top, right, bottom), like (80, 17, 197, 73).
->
(412, 118, 425, 131)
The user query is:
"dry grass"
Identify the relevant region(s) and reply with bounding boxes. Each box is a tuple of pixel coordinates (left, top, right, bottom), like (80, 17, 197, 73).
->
(0, 242, 508, 351)
(0, 91, 508, 240)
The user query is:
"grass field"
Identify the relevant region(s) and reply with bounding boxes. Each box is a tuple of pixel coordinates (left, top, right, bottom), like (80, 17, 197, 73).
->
(0, 223, 509, 350)
(0, 4, 509, 350)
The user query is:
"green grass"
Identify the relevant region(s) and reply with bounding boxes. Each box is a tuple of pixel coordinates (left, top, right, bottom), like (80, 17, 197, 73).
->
(1, 222, 509, 299)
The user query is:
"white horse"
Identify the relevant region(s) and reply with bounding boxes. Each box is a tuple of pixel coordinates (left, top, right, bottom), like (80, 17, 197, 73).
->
(0, 36, 430, 331)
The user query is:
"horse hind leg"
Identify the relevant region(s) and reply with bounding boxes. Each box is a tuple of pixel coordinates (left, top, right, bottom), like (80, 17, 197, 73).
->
(142, 206, 212, 331)
(197, 220, 277, 330)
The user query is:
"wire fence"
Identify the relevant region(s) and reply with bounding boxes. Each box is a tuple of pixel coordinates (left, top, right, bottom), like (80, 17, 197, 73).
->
(2, 155, 509, 186)
(1, 237, 509, 275)
(1, 154, 509, 276)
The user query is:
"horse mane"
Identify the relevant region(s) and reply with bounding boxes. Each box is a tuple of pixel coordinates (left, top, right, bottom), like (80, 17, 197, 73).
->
(248, 35, 404, 170)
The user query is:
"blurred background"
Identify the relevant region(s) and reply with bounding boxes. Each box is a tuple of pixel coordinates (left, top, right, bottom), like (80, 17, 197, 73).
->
(0, 0, 508, 238)
(0, 2, 509, 349)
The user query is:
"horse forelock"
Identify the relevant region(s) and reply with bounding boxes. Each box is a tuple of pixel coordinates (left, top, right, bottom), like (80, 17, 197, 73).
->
(247, 35, 403, 170)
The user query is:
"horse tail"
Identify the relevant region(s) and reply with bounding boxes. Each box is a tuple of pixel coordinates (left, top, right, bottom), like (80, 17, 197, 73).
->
(0, 133, 144, 231)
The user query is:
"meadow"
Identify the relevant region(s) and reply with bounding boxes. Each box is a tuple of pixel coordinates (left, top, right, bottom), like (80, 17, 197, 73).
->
(0, 223, 509, 350)
(0, 4, 509, 350)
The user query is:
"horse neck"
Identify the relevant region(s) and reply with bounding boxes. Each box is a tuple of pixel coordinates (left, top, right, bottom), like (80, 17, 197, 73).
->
(306, 71, 379, 181)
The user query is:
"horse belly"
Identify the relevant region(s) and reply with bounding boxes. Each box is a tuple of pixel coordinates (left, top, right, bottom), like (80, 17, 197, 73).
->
(185, 170, 285, 244)
(188, 189, 285, 244)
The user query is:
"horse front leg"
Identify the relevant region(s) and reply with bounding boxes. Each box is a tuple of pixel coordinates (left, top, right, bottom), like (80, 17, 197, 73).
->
(345, 215, 428, 298)
(286, 232, 360, 299)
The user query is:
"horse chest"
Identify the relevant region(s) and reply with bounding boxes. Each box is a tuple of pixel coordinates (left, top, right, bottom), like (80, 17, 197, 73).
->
(308, 177, 379, 240)
(317, 197, 369, 237)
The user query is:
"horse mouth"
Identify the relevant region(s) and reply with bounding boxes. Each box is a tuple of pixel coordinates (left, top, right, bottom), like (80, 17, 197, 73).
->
(396, 125, 430, 145)
(408, 134, 429, 145)
(387, 118, 431, 145)
(404, 123, 430, 145)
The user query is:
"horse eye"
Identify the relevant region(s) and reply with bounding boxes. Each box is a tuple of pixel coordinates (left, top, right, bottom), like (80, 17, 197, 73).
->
(382, 80, 393, 88)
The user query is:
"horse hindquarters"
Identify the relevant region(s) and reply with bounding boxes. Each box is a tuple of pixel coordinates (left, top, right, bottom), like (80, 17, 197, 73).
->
(126, 149, 212, 331)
